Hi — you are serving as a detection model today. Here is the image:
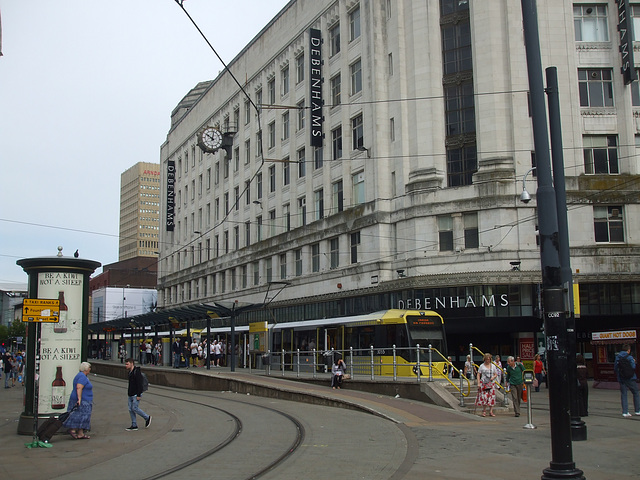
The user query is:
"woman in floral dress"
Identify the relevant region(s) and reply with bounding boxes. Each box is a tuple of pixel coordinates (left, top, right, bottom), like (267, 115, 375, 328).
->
(475, 353, 498, 417)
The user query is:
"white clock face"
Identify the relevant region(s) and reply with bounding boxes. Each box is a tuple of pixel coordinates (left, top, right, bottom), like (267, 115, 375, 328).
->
(201, 127, 222, 151)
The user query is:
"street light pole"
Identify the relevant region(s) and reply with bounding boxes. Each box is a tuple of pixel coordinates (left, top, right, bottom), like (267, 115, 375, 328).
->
(520, 1, 584, 478)
(545, 66, 587, 441)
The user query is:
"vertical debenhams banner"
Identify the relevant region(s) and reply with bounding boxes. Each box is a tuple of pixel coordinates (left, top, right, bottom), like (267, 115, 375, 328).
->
(16, 250, 100, 434)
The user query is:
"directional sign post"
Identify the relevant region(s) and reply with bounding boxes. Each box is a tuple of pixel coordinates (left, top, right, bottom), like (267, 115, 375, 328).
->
(22, 299, 60, 323)
(21, 298, 59, 448)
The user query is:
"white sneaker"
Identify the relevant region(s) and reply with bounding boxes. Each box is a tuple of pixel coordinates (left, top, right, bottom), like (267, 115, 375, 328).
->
(622, 413, 632, 418)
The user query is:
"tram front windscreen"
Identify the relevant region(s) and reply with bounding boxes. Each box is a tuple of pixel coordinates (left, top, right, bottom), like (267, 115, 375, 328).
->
(406, 314, 446, 355)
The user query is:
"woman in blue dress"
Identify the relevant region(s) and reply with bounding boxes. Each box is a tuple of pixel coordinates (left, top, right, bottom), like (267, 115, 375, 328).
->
(64, 362, 93, 439)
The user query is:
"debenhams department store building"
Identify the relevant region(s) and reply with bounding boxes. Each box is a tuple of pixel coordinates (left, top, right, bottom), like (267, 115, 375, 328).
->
(158, 0, 640, 359)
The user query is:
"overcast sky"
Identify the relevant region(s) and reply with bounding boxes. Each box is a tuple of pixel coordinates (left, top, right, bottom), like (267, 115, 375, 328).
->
(0, 0, 290, 285)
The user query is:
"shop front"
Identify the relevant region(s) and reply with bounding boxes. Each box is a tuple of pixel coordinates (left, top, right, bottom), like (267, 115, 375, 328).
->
(590, 329, 639, 389)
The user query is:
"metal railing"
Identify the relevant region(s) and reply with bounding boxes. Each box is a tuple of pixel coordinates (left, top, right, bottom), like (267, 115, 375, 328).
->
(261, 344, 466, 385)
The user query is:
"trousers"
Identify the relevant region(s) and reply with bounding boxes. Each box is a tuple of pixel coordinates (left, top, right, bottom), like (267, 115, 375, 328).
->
(128, 395, 149, 427)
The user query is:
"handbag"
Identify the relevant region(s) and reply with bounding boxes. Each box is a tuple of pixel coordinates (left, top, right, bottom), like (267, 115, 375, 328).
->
(343, 373, 351, 380)
(533, 378, 539, 388)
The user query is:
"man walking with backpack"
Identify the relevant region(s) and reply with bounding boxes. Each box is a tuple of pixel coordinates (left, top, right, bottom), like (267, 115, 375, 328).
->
(614, 344, 639, 418)
(124, 358, 152, 431)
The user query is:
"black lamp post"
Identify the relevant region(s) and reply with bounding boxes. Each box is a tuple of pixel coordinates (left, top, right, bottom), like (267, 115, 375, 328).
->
(520, 1, 584, 478)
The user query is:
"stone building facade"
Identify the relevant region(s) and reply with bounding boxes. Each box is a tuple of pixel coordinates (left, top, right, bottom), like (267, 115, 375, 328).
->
(158, 0, 640, 357)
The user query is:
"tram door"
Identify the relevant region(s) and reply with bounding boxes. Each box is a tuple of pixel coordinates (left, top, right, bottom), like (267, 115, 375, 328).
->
(322, 327, 344, 368)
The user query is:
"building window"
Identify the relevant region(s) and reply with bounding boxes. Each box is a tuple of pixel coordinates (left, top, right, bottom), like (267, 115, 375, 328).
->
(633, 5, 640, 41)
(632, 69, 640, 106)
(351, 114, 364, 150)
(215, 198, 220, 222)
(297, 100, 305, 130)
(244, 100, 251, 125)
(234, 225, 239, 250)
(464, 212, 479, 249)
(314, 189, 324, 220)
(311, 243, 320, 272)
(245, 180, 251, 205)
(269, 209, 276, 237)
(241, 265, 248, 288)
(283, 203, 290, 231)
(441, 21, 472, 75)
(447, 145, 477, 187)
(245, 221, 251, 246)
(573, 4, 609, 42)
(314, 146, 323, 169)
(282, 158, 290, 186)
(198, 174, 203, 196)
(295, 249, 302, 276)
(350, 231, 360, 263)
(266, 257, 273, 283)
(252, 261, 260, 285)
(331, 126, 343, 159)
(438, 215, 454, 252)
(281, 65, 289, 97)
(256, 173, 262, 199)
(282, 112, 290, 141)
(256, 131, 263, 156)
(330, 237, 339, 269)
(578, 69, 614, 107)
(349, 5, 361, 41)
(329, 23, 341, 57)
(234, 148, 240, 171)
(268, 121, 276, 149)
(298, 196, 306, 226)
(594, 206, 624, 242)
(244, 139, 251, 165)
(445, 82, 476, 136)
(280, 253, 287, 279)
(332, 180, 344, 213)
(388, 52, 393, 76)
(269, 165, 276, 192)
(297, 148, 306, 177)
(224, 192, 229, 214)
(296, 54, 305, 83)
(583, 135, 619, 174)
(224, 230, 229, 254)
(390, 117, 395, 141)
(220, 272, 225, 293)
(352, 171, 365, 205)
(234, 186, 239, 211)
(350, 58, 362, 95)
(330, 74, 341, 107)
(257, 215, 262, 241)
(268, 78, 275, 104)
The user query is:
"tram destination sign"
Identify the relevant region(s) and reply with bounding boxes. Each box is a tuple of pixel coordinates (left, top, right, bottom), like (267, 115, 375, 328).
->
(22, 298, 60, 323)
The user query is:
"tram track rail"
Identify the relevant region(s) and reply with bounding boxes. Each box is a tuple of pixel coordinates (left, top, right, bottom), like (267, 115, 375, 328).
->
(93, 376, 305, 480)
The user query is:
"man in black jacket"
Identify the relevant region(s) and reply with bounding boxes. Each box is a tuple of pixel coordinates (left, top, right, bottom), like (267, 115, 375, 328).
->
(124, 358, 151, 431)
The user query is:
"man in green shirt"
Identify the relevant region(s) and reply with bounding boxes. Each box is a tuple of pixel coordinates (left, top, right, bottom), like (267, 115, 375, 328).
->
(506, 356, 525, 417)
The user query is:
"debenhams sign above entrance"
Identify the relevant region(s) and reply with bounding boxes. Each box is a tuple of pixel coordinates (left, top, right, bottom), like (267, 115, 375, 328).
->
(398, 294, 509, 310)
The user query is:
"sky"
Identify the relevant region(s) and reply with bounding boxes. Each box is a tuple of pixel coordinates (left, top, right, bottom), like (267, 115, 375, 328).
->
(0, 0, 290, 286)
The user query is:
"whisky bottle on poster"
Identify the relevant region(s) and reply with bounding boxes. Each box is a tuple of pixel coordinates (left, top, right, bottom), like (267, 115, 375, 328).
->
(51, 366, 66, 409)
(54, 291, 68, 334)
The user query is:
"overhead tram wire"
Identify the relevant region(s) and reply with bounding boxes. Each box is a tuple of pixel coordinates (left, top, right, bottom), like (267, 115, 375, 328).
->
(169, 0, 267, 268)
